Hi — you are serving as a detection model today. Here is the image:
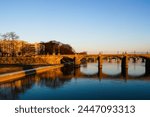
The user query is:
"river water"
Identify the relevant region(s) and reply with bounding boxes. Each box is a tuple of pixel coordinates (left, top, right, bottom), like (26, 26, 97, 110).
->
(0, 62, 150, 100)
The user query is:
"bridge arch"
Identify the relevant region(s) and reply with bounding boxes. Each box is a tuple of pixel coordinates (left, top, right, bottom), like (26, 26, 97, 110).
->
(60, 56, 74, 64)
(128, 55, 146, 63)
(102, 56, 122, 62)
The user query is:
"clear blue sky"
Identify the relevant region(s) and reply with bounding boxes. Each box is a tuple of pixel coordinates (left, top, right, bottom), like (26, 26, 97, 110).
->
(0, 0, 150, 53)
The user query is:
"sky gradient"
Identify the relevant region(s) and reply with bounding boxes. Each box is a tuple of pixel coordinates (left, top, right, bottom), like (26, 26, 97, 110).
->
(0, 0, 150, 53)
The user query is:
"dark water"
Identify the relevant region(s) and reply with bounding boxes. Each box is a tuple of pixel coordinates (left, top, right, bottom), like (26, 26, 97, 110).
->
(0, 62, 150, 100)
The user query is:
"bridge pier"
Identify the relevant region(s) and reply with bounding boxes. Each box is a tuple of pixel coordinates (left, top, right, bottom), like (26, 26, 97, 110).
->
(98, 68, 103, 79)
(74, 55, 81, 68)
(108, 58, 112, 63)
(98, 54, 103, 80)
(98, 54, 103, 69)
(145, 58, 150, 74)
(121, 55, 128, 77)
(122, 68, 128, 78)
(142, 58, 145, 63)
(133, 58, 137, 63)
(74, 67, 80, 77)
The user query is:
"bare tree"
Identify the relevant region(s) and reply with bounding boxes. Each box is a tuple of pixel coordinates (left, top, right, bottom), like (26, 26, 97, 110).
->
(0, 32, 19, 56)
(9, 32, 19, 40)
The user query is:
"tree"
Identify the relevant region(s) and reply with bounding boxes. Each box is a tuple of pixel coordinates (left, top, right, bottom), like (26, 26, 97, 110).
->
(0, 32, 19, 40)
(42, 40, 75, 55)
(0, 32, 19, 56)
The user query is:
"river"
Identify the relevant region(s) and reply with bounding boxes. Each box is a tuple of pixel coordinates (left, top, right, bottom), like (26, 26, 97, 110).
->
(0, 62, 150, 100)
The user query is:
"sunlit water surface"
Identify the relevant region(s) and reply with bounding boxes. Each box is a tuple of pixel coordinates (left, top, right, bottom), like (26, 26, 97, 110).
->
(0, 62, 150, 100)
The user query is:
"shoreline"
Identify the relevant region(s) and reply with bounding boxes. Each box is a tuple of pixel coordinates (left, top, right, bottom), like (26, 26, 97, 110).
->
(0, 64, 64, 84)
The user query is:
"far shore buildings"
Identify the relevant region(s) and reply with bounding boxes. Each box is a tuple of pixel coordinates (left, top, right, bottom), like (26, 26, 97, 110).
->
(0, 39, 75, 57)
(0, 39, 45, 57)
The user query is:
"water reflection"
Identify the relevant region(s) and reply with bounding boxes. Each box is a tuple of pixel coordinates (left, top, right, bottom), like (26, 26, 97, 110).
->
(128, 63, 145, 76)
(0, 62, 150, 100)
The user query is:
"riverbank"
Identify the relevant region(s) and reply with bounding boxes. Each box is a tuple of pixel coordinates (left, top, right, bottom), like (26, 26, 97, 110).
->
(0, 64, 49, 74)
(0, 64, 63, 83)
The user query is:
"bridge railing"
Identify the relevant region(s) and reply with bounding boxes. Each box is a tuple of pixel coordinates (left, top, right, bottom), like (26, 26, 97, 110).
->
(97, 51, 149, 54)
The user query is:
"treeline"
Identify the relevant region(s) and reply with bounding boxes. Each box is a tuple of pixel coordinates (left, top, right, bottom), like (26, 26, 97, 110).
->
(0, 32, 75, 57)
(40, 40, 75, 55)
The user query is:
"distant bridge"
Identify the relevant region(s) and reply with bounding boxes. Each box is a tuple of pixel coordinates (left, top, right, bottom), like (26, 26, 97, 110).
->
(0, 53, 150, 74)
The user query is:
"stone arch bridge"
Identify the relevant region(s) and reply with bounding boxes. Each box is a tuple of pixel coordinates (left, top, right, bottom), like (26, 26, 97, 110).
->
(0, 53, 150, 74)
